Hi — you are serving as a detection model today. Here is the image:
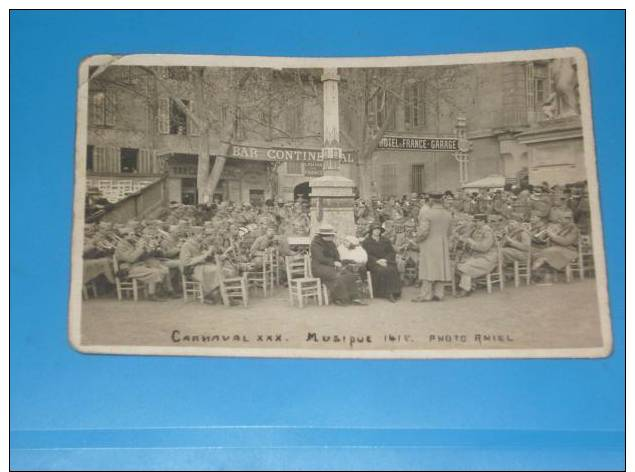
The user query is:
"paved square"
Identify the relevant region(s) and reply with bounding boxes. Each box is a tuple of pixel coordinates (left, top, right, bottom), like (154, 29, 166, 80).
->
(80, 278, 604, 353)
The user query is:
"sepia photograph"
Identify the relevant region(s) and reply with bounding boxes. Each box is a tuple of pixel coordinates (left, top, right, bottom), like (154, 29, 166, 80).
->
(69, 49, 611, 358)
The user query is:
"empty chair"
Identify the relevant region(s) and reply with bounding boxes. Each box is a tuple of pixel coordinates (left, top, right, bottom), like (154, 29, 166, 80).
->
(285, 254, 322, 308)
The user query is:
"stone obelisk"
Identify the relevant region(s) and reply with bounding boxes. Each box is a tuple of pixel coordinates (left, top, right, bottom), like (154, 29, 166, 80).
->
(308, 68, 356, 242)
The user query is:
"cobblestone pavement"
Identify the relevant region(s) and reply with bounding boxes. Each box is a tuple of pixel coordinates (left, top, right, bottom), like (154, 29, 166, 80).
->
(80, 278, 604, 353)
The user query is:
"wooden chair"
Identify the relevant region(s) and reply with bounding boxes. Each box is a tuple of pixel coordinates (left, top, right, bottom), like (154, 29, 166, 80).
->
(216, 256, 248, 307)
(442, 261, 457, 297)
(270, 246, 281, 287)
(179, 265, 204, 303)
(513, 245, 532, 288)
(312, 265, 373, 306)
(246, 248, 274, 296)
(566, 234, 594, 282)
(475, 243, 504, 294)
(113, 255, 145, 301)
(82, 281, 98, 300)
(285, 254, 322, 308)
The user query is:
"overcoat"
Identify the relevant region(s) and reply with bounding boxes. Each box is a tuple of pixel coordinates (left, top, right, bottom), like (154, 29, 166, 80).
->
(417, 206, 453, 282)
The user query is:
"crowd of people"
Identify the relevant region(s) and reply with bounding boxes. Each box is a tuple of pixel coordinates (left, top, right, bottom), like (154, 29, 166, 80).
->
(82, 180, 593, 306)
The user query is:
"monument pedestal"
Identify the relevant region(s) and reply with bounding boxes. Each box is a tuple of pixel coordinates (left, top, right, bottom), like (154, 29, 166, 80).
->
(309, 174, 356, 243)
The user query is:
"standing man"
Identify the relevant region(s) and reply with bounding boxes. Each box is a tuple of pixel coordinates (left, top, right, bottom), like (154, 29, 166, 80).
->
(412, 193, 453, 302)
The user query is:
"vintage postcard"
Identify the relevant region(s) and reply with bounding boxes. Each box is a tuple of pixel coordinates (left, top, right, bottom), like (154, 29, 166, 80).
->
(69, 48, 612, 358)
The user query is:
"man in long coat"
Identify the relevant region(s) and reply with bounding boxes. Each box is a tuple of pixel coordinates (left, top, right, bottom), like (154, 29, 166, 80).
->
(310, 225, 365, 306)
(412, 193, 453, 302)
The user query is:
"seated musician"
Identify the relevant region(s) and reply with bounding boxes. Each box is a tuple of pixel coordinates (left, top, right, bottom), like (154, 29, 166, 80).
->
(179, 229, 221, 302)
(455, 214, 498, 297)
(501, 219, 531, 264)
(362, 224, 402, 303)
(115, 223, 175, 302)
(532, 211, 580, 273)
(310, 225, 366, 306)
(249, 225, 277, 269)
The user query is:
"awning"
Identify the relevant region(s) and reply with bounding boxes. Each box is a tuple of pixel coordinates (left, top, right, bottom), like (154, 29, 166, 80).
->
(462, 174, 506, 189)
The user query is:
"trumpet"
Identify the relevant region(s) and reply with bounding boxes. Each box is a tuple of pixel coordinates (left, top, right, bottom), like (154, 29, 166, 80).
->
(532, 228, 551, 244)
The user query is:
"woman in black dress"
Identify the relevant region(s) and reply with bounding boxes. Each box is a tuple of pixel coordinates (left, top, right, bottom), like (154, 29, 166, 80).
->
(362, 224, 402, 303)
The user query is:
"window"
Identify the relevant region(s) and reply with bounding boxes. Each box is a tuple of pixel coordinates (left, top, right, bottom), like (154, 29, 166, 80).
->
(380, 164, 397, 197)
(528, 62, 550, 114)
(411, 164, 425, 193)
(233, 106, 247, 140)
(90, 90, 116, 127)
(169, 99, 189, 135)
(285, 102, 303, 136)
(286, 161, 303, 175)
(404, 81, 425, 129)
(120, 148, 139, 173)
(367, 89, 395, 131)
(249, 189, 265, 206)
(182, 178, 197, 205)
(86, 145, 94, 172)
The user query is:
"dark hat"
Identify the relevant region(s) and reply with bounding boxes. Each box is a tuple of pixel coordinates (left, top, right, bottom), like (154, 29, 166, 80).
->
(369, 223, 385, 233)
(428, 192, 444, 201)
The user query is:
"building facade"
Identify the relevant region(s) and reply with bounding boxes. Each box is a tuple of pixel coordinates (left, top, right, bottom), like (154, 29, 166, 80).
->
(85, 60, 585, 205)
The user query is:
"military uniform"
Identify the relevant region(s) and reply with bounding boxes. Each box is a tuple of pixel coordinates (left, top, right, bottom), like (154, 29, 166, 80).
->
(455, 223, 498, 292)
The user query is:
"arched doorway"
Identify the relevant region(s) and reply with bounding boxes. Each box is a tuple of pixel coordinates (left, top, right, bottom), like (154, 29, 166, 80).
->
(293, 181, 310, 202)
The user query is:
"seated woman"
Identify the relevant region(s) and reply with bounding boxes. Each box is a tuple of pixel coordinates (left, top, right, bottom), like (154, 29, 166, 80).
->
(362, 224, 402, 303)
(310, 225, 366, 306)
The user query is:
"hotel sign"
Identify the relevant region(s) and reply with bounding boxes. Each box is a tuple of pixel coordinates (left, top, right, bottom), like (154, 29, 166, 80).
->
(378, 136, 459, 152)
(228, 144, 356, 164)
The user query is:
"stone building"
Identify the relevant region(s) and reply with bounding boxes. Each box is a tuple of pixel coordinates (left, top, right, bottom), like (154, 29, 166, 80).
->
(85, 59, 585, 205)
(351, 58, 585, 198)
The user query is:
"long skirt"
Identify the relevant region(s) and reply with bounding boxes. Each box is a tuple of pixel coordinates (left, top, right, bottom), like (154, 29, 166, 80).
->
(369, 263, 402, 298)
(312, 264, 360, 303)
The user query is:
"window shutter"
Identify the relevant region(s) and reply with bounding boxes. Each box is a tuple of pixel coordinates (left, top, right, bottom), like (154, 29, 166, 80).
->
(188, 100, 201, 136)
(386, 94, 396, 130)
(416, 81, 425, 126)
(107, 147, 119, 173)
(158, 97, 170, 134)
(404, 85, 412, 127)
(139, 149, 151, 174)
(93, 146, 106, 173)
(526, 63, 535, 112)
(104, 91, 116, 127)
(91, 92, 105, 126)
